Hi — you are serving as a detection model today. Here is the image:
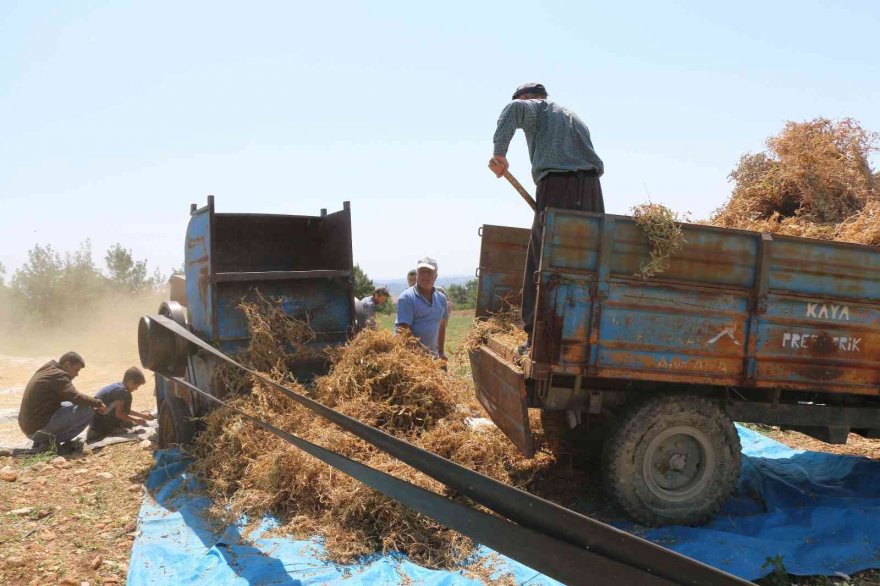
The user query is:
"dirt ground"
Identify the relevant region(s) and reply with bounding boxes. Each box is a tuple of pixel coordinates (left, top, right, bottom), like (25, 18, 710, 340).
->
(0, 442, 154, 586)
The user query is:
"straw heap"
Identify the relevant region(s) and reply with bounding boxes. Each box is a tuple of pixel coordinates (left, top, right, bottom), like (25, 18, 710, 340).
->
(193, 304, 566, 569)
(710, 117, 880, 243)
(459, 309, 527, 356)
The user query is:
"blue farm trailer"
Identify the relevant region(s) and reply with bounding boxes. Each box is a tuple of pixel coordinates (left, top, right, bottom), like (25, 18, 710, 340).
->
(472, 208, 880, 526)
(140, 196, 356, 448)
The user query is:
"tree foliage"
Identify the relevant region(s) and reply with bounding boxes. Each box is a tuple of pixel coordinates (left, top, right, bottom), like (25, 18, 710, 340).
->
(10, 241, 166, 323)
(352, 263, 375, 299)
(105, 244, 163, 293)
(445, 279, 478, 309)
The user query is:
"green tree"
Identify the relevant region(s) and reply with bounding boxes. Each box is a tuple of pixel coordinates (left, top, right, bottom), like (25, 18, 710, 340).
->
(12, 244, 67, 322)
(105, 243, 160, 293)
(352, 263, 375, 299)
(445, 279, 478, 309)
(12, 241, 105, 322)
(0, 261, 6, 287)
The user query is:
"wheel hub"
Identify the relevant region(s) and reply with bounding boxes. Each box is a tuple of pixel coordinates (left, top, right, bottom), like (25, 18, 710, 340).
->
(668, 452, 687, 471)
(643, 425, 716, 503)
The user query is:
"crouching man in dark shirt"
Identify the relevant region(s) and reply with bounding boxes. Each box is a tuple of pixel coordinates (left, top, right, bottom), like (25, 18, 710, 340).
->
(18, 352, 108, 453)
(87, 367, 153, 442)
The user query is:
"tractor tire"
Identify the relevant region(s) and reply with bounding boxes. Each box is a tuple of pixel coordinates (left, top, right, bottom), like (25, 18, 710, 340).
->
(602, 394, 741, 526)
(158, 395, 197, 449)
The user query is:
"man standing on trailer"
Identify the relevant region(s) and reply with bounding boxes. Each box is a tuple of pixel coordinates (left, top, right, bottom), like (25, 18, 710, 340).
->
(489, 83, 605, 354)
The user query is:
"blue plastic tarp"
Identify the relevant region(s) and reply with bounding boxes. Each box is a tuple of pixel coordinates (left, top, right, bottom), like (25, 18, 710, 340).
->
(128, 426, 880, 584)
(128, 450, 562, 585)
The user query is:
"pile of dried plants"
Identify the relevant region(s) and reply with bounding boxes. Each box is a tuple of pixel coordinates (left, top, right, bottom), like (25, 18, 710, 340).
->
(710, 117, 880, 243)
(193, 306, 566, 570)
(631, 203, 686, 278)
(459, 309, 526, 355)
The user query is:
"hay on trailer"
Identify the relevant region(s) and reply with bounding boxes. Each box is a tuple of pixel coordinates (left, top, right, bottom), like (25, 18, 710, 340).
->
(631, 203, 686, 278)
(459, 309, 527, 355)
(193, 314, 559, 570)
(710, 117, 880, 244)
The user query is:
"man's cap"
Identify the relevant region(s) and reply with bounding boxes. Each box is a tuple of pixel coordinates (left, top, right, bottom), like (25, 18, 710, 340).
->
(512, 82, 547, 100)
(374, 286, 390, 296)
(416, 256, 438, 271)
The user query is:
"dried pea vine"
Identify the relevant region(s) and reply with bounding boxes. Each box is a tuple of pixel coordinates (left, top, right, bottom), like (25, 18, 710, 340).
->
(631, 203, 686, 279)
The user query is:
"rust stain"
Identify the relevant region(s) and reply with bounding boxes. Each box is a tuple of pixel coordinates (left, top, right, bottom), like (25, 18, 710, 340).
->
(561, 342, 585, 364)
(187, 235, 205, 250)
(198, 265, 209, 307)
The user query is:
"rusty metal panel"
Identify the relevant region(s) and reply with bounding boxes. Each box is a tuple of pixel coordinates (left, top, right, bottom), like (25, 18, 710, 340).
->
(543, 213, 602, 273)
(499, 207, 880, 397)
(610, 220, 758, 289)
(754, 295, 880, 394)
(470, 346, 534, 457)
(769, 237, 880, 302)
(595, 282, 749, 384)
(476, 225, 530, 317)
(184, 208, 213, 340)
(534, 275, 594, 368)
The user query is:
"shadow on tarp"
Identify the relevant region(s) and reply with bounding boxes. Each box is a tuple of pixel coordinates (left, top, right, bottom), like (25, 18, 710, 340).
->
(128, 450, 560, 586)
(128, 427, 880, 584)
(128, 451, 304, 585)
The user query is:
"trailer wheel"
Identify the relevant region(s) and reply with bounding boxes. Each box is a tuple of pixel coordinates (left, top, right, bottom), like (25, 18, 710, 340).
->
(602, 395, 741, 526)
(158, 396, 197, 449)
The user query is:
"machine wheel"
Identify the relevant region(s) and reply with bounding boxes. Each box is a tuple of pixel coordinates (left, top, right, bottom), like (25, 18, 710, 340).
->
(602, 394, 741, 526)
(158, 395, 197, 449)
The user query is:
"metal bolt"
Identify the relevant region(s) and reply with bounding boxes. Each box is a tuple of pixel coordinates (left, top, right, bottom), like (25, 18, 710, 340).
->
(669, 453, 687, 471)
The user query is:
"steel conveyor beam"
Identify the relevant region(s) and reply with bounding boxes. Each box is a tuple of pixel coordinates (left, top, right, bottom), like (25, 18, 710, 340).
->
(148, 314, 752, 586)
(170, 375, 673, 586)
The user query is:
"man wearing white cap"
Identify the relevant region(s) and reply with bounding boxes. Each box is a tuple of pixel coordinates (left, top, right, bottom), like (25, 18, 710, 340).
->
(395, 256, 449, 359)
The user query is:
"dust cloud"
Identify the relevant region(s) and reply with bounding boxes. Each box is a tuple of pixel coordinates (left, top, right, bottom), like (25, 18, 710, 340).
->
(0, 291, 166, 444)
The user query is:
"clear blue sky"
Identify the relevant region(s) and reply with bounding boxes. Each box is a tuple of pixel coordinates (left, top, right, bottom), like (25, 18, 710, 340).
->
(2, 1, 878, 281)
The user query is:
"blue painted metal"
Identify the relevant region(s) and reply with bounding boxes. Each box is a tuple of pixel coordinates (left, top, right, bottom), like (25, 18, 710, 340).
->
(169, 197, 355, 404)
(475, 210, 880, 397)
(523, 209, 880, 394)
(183, 197, 354, 356)
(476, 225, 531, 317)
(184, 201, 213, 342)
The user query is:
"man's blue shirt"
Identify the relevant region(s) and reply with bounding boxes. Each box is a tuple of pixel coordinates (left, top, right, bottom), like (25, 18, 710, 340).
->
(395, 286, 448, 356)
(91, 382, 133, 435)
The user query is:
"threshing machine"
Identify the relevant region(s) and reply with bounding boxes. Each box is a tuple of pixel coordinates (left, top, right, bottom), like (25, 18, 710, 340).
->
(140, 196, 355, 447)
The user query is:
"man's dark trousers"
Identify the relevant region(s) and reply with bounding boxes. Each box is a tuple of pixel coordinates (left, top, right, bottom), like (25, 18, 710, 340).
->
(521, 170, 605, 344)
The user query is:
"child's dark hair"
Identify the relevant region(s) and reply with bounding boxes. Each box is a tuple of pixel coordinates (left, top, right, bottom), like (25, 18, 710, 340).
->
(123, 366, 146, 386)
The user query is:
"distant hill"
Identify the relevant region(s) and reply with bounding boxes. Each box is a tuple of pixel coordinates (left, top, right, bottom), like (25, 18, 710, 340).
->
(374, 275, 475, 296)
